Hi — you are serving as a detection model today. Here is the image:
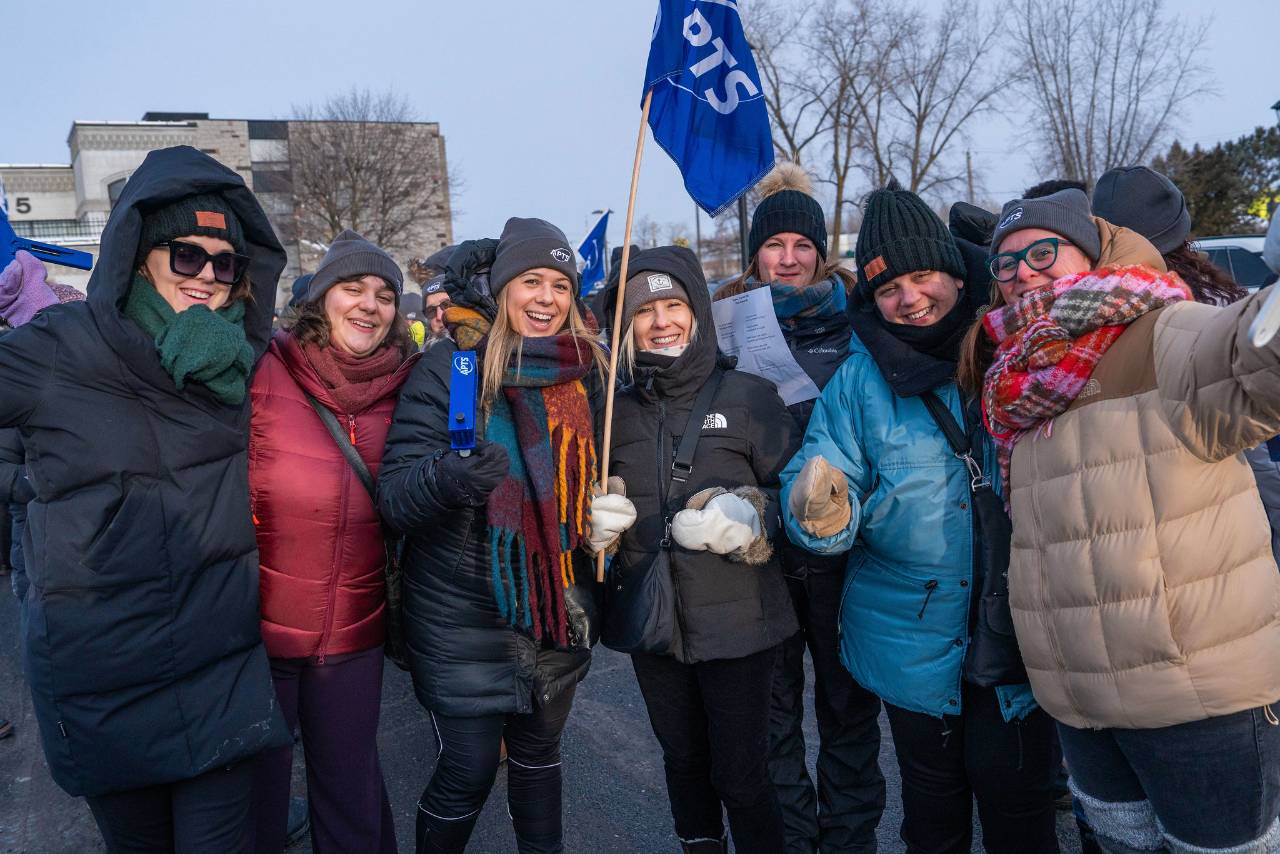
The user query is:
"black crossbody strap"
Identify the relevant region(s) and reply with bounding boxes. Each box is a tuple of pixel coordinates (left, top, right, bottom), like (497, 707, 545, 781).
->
(671, 369, 724, 485)
(920, 391, 990, 491)
(305, 394, 377, 503)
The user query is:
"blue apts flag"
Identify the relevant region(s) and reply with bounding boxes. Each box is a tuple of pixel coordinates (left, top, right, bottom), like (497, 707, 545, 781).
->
(578, 211, 610, 297)
(644, 0, 775, 216)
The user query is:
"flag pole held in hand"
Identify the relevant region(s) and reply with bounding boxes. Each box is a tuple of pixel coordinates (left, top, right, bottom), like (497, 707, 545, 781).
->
(597, 90, 654, 582)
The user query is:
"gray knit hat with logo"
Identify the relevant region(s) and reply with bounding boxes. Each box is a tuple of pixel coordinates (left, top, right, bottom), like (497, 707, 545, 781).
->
(306, 229, 404, 304)
(489, 217, 579, 296)
(622, 270, 690, 329)
(1091, 166, 1190, 254)
(989, 188, 1101, 263)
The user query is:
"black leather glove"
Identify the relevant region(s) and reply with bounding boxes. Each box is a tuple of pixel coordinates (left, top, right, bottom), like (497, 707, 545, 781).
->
(429, 441, 511, 508)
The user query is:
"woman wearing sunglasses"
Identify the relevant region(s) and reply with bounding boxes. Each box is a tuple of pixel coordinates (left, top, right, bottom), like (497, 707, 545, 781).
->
(248, 230, 419, 853)
(957, 188, 1280, 854)
(0, 145, 290, 852)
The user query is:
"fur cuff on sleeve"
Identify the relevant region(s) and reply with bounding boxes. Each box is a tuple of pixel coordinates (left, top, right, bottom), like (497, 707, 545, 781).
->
(684, 486, 774, 565)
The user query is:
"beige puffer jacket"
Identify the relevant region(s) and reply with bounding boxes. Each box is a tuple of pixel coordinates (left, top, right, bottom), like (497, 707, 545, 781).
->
(1007, 225, 1280, 730)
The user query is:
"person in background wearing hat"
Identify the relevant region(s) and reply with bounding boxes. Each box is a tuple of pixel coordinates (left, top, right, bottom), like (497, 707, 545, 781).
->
(378, 217, 606, 853)
(248, 230, 419, 853)
(783, 180, 1058, 853)
(423, 277, 453, 345)
(955, 188, 1280, 854)
(275, 272, 314, 331)
(714, 162, 885, 854)
(0, 145, 290, 852)
(590, 245, 798, 853)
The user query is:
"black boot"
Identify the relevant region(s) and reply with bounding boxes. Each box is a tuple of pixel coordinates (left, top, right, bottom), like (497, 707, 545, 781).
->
(681, 834, 727, 854)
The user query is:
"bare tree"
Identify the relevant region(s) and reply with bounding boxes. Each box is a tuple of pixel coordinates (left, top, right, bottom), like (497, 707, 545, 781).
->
(289, 88, 456, 257)
(1010, 0, 1213, 186)
(888, 0, 1012, 196)
(745, 0, 830, 166)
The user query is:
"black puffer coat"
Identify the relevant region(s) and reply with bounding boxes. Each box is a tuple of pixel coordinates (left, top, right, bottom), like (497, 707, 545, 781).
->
(379, 240, 598, 717)
(0, 425, 29, 602)
(602, 246, 799, 663)
(0, 146, 290, 797)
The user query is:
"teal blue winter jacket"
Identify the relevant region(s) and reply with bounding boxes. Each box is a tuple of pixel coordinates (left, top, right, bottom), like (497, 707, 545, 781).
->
(780, 334, 1037, 722)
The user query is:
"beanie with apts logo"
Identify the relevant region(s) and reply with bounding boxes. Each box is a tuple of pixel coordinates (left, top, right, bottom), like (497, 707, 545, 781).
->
(621, 269, 690, 329)
(489, 217, 579, 297)
(989, 188, 1101, 263)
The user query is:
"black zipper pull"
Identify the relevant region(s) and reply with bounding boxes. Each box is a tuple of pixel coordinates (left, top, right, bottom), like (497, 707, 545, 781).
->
(660, 516, 673, 549)
(918, 580, 939, 619)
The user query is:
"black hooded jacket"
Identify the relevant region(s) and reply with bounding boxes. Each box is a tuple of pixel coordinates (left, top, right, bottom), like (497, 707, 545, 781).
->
(602, 246, 799, 664)
(378, 238, 598, 717)
(0, 146, 290, 797)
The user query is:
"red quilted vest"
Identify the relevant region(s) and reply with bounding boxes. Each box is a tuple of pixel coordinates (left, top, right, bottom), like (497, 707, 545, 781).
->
(249, 331, 416, 659)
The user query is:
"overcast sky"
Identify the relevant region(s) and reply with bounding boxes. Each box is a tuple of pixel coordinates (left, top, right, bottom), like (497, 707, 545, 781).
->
(4, 0, 1276, 252)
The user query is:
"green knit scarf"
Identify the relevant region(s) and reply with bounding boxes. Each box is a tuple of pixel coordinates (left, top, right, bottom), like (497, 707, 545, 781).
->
(123, 274, 254, 405)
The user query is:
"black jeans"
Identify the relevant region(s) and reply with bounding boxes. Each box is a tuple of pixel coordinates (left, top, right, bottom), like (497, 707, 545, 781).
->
(883, 681, 1058, 854)
(632, 645, 786, 854)
(417, 684, 576, 854)
(1059, 705, 1280, 852)
(85, 760, 254, 854)
(770, 562, 886, 854)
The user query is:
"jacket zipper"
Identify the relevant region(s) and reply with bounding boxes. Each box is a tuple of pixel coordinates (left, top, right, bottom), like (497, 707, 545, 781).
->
(318, 415, 356, 663)
(917, 579, 939, 619)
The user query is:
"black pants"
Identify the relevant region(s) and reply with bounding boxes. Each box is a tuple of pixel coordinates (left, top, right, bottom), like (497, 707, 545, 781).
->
(770, 566, 886, 854)
(85, 760, 254, 854)
(883, 681, 1058, 854)
(417, 684, 576, 854)
(632, 645, 786, 854)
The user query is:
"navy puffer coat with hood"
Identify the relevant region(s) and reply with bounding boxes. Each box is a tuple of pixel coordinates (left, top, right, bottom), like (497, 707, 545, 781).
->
(0, 146, 290, 797)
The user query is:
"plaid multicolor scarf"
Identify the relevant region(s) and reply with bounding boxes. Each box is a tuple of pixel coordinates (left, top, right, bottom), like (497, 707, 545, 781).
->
(760, 275, 848, 336)
(445, 305, 598, 646)
(981, 266, 1189, 493)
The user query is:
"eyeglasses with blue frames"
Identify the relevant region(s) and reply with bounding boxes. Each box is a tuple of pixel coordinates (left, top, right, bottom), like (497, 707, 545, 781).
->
(987, 237, 1074, 282)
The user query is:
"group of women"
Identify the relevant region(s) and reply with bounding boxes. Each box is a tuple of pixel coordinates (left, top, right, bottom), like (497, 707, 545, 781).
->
(2, 142, 1280, 854)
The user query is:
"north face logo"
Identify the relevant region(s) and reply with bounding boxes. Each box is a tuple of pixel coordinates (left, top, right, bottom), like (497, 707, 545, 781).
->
(1078, 378, 1101, 399)
(702, 413, 727, 430)
(550, 247, 572, 263)
(998, 208, 1024, 229)
(647, 273, 673, 292)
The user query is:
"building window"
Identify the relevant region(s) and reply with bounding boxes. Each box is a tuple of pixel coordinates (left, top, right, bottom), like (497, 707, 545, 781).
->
(108, 178, 127, 210)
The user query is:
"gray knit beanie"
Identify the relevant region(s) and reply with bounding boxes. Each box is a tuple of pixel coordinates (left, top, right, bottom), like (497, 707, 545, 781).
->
(306, 229, 404, 304)
(489, 217, 579, 296)
(1091, 166, 1190, 254)
(622, 270, 691, 329)
(989, 189, 1101, 263)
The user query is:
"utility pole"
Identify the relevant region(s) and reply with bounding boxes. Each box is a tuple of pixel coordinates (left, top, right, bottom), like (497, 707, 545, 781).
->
(737, 196, 749, 269)
(966, 150, 975, 202)
(694, 203, 702, 260)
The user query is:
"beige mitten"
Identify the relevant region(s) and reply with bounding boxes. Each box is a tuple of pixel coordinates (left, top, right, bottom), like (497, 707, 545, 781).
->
(788, 455, 851, 538)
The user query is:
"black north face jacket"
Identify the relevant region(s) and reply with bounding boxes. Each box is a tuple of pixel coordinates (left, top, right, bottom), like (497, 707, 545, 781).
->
(602, 246, 799, 664)
(0, 146, 290, 797)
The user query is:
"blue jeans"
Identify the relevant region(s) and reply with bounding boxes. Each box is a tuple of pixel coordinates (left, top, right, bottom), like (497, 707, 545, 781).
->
(1058, 705, 1280, 852)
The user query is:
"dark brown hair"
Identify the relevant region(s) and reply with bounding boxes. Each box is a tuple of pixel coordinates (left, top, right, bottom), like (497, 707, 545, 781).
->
(1164, 242, 1246, 306)
(291, 278, 416, 359)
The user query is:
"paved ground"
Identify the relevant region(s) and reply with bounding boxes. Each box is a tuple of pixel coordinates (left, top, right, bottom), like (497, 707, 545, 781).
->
(0, 584, 1084, 852)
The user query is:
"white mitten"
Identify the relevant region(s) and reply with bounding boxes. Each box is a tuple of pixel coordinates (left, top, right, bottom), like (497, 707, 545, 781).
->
(586, 478, 636, 554)
(671, 492, 761, 556)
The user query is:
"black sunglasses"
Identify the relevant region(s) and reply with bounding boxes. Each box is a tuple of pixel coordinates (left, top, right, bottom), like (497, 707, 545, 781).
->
(162, 240, 250, 285)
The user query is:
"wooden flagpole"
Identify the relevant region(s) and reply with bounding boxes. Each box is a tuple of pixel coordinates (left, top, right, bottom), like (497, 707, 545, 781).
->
(597, 89, 654, 582)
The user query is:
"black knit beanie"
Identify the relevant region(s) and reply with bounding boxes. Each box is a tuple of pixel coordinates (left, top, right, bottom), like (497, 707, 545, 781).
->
(489, 217, 579, 296)
(136, 193, 246, 265)
(1091, 166, 1190, 255)
(748, 163, 828, 262)
(306, 229, 404, 305)
(855, 179, 965, 300)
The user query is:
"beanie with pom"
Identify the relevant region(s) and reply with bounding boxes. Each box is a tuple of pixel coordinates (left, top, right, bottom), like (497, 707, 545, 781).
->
(748, 163, 828, 262)
(854, 178, 965, 301)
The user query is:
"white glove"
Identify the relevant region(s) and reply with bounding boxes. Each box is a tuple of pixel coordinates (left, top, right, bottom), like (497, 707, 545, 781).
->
(587, 490, 636, 554)
(671, 492, 762, 556)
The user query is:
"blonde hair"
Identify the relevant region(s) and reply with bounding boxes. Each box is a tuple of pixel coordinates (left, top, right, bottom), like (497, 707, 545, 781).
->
(480, 290, 608, 412)
(618, 315, 699, 379)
